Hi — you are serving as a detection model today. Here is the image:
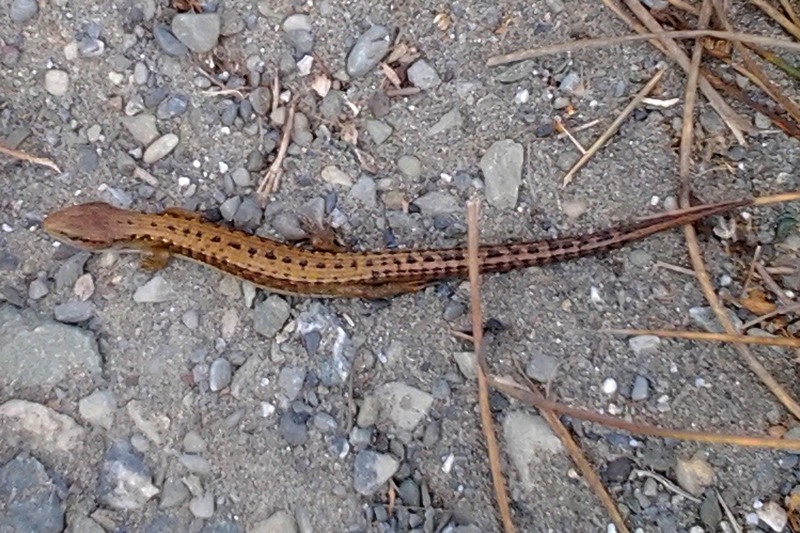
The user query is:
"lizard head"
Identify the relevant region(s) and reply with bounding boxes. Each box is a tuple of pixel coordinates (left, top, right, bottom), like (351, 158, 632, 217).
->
(43, 202, 132, 250)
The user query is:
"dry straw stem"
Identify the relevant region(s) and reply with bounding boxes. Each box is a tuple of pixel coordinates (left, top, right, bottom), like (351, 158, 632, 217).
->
(603, 328, 800, 348)
(713, 1, 800, 130)
(561, 68, 665, 188)
(485, 30, 800, 66)
(0, 143, 60, 173)
(256, 100, 296, 205)
(619, 0, 750, 143)
(465, 200, 515, 533)
(488, 375, 800, 451)
(509, 360, 629, 532)
(779, 0, 800, 28)
(677, 0, 800, 420)
(749, 0, 800, 40)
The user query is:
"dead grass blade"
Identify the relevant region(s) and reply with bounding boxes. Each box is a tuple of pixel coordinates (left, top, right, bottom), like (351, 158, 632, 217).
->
(256, 100, 296, 205)
(509, 359, 629, 532)
(561, 68, 665, 188)
(465, 200, 515, 533)
(779, 0, 800, 28)
(485, 30, 800, 66)
(619, 0, 750, 143)
(603, 328, 800, 348)
(0, 143, 60, 173)
(749, 0, 800, 40)
(488, 375, 800, 451)
(678, 0, 800, 420)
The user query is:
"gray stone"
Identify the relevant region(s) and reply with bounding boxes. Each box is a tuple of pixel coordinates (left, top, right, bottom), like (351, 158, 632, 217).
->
(143, 133, 179, 164)
(346, 25, 391, 78)
(452, 352, 476, 379)
(78, 389, 116, 429)
(481, 139, 524, 209)
(353, 449, 399, 495)
(28, 277, 49, 300)
(10, 0, 38, 23)
(503, 411, 563, 490)
(171, 13, 220, 53)
(153, 24, 189, 56)
(278, 411, 309, 446)
(230, 167, 251, 187)
(412, 191, 460, 216)
(159, 477, 189, 508)
(357, 395, 381, 427)
(249, 87, 272, 116)
(251, 510, 298, 533)
(156, 94, 189, 119)
(189, 491, 215, 518)
(407, 59, 441, 90)
(219, 196, 241, 221)
(397, 479, 421, 507)
(397, 155, 421, 179)
(629, 335, 660, 355)
(253, 295, 291, 338)
(0, 305, 101, 390)
(53, 300, 94, 323)
(0, 455, 63, 533)
(98, 440, 159, 510)
(54, 252, 90, 291)
(428, 108, 463, 136)
(313, 412, 337, 433)
(525, 353, 558, 383)
(0, 399, 85, 454)
(689, 306, 744, 333)
(375, 382, 434, 432)
(44, 70, 69, 96)
(180, 454, 211, 475)
(133, 275, 175, 303)
(631, 375, 650, 401)
(366, 119, 392, 145)
(209, 358, 232, 391)
(278, 366, 306, 400)
(347, 175, 377, 207)
(233, 197, 263, 231)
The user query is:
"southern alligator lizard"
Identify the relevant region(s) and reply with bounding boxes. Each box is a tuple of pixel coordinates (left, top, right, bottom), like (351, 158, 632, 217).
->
(43, 199, 750, 298)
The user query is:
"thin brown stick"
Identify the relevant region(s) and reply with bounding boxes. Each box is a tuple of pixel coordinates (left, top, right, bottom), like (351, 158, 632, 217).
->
(561, 68, 665, 188)
(619, 0, 750, 143)
(485, 30, 800, 66)
(741, 302, 800, 331)
(0, 143, 60, 173)
(755, 262, 794, 306)
(749, 0, 800, 40)
(256, 101, 296, 205)
(713, 1, 800, 128)
(677, 1, 800, 420)
(465, 200, 515, 533)
(779, 0, 800, 28)
(740, 245, 762, 299)
(603, 328, 800, 348)
(488, 375, 800, 451)
(667, 0, 701, 16)
(510, 360, 629, 532)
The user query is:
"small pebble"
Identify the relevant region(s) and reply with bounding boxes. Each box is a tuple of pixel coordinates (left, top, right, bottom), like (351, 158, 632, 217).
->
(630, 375, 650, 401)
(601, 378, 618, 395)
(209, 358, 232, 391)
(54, 301, 94, 323)
(143, 134, 179, 164)
(44, 70, 69, 96)
(133, 275, 175, 303)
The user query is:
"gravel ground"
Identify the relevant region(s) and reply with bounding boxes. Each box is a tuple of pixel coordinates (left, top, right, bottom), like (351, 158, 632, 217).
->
(2, 0, 800, 532)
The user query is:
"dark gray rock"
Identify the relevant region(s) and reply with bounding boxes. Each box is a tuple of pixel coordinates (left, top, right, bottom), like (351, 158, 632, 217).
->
(0, 454, 64, 533)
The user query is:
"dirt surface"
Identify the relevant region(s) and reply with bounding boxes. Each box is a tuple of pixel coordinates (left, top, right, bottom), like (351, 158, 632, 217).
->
(2, 0, 800, 532)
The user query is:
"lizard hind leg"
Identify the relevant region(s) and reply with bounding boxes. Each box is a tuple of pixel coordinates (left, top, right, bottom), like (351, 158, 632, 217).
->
(139, 248, 171, 271)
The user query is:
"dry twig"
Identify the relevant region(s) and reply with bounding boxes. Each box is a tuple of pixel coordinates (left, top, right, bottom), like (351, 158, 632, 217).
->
(256, 101, 296, 205)
(465, 200, 515, 533)
(603, 328, 800, 348)
(749, 0, 800, 40)
(0, 143, 60, 173)
(676, 0, 800, 420)
(562, 68, 665, 188)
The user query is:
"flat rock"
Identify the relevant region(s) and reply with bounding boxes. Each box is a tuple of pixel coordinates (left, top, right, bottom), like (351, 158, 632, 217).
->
(143, 133, 179, 164)
(0, 399, 86, 453)
(503, 410, 563, 489)
(121, 114, 159, 146)
(78, 389, 116, 429)
(375, 382, 434, 432)
(171, 13, 220, 53)
(98, 440, 159, 510)
(0, 305, 101, 390)
(353, 449, 399, 495)
(481, 139, 524, 209)
(133, 275, 175, 303)
(346, 25, 391, 78)
(412, 191, 460, 216)
(0, 455, 64, 533)
(253, 295, 291, 338)
(251, 510, 298, 533)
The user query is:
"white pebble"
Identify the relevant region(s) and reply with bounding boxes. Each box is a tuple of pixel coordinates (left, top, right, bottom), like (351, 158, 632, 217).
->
(218, 161, 229, 173)
(601, 378, 617, 395)
(514, 88, 530, 104)
(177, 176, 191, 187)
